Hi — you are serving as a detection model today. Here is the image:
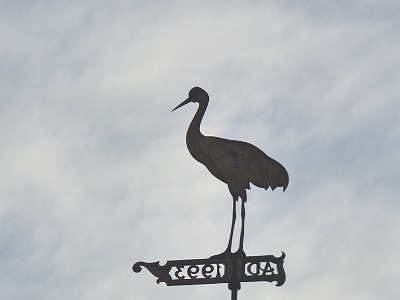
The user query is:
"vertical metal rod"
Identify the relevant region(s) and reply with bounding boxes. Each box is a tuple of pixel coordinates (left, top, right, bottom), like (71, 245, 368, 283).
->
(229, 255, 240, 300)
(231, 288, 238, 300)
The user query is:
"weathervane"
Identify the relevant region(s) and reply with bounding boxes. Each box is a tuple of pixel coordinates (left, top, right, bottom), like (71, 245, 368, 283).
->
(133, 87, 289, 299)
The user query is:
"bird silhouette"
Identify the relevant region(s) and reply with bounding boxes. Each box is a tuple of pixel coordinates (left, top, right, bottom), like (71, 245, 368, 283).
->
(172, 87, 288, 257)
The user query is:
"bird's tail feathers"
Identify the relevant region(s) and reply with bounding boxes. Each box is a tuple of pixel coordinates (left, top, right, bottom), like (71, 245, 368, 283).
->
(262, 161, 289, 192)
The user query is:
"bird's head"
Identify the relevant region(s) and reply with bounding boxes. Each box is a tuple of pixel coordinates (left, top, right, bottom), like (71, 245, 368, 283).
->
(172, 87, 209, 111)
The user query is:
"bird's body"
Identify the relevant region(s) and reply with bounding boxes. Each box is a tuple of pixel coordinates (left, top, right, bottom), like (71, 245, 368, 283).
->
(173, 87, 288, 257)
(190, 135, 288, 201)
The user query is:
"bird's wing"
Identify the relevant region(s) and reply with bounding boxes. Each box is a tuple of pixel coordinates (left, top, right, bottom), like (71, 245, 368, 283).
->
(199, 137, 252, 199)
(233, 140, 289, 191)
(200, 137, 288, 192)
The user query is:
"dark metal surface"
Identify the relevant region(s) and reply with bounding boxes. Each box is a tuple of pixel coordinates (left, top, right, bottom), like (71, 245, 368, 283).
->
(133, 252, 285, 292)
(172, 87, 289, 255)
(133, 88, 289, 299)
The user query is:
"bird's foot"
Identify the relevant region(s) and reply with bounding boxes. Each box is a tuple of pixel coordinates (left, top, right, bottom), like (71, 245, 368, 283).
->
(233, 249, 246, 258)
(210, 249, 247, 259)
(209, 250, 233, 259)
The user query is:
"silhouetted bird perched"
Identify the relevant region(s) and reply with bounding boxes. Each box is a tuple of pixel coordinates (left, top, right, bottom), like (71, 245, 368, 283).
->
(172, 87, 288, 257)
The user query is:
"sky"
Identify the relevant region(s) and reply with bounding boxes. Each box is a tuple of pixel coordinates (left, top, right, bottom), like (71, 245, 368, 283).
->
(1, 1, 399, 299)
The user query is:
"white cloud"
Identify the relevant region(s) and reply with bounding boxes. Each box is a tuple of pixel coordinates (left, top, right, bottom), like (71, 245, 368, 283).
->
(1, 1, 399, 299)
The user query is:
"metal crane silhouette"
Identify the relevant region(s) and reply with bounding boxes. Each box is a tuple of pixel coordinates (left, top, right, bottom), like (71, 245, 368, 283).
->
(172, 87, 289, 257)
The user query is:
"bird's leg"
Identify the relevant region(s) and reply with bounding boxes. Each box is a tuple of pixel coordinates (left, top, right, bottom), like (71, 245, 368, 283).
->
(225, 196, 237, 254)
(236, 199, 246, 257)
(211, 196, 237, 259)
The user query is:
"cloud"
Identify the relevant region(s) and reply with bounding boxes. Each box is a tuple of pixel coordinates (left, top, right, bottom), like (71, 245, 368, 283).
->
(1, 1, 399, 299)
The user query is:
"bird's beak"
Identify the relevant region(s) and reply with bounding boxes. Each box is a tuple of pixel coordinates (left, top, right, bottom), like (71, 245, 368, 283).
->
(172, 98, 191, 112)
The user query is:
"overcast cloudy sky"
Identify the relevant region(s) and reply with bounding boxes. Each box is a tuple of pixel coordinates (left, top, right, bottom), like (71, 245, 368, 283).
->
(1, 1, 399, 299)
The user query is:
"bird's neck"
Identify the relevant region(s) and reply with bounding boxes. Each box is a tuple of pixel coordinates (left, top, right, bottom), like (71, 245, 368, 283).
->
(186, 99, 208, 142)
